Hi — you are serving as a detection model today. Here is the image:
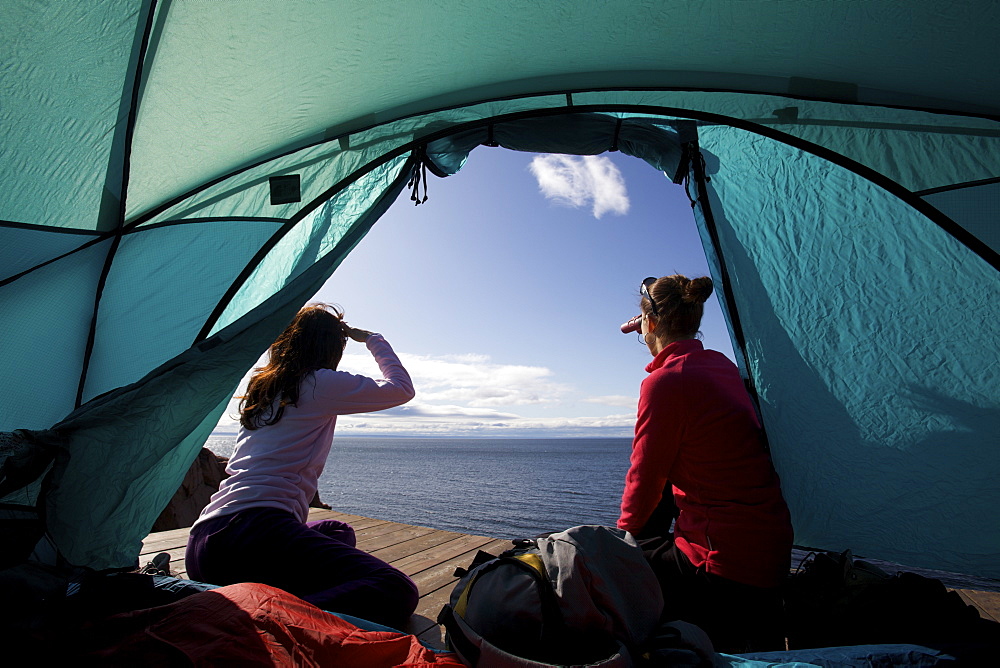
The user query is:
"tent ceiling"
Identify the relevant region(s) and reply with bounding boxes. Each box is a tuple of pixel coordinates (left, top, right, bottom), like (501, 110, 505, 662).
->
(126, 0, 1000, 221)
(5, 1, 998, 228)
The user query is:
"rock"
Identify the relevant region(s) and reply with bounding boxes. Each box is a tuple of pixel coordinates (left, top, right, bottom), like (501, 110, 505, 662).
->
(150, 448, 227, 533)
(151, 447, 330, 532)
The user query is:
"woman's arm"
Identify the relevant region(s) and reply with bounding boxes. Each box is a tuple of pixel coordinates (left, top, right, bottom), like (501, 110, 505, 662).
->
(312, 333, 415, 414)
(363, 333, 415, 403)
(618, 371, 685, 534)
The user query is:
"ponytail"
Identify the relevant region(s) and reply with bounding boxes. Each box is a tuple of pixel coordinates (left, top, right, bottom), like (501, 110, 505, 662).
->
(642, 275, 713, 340)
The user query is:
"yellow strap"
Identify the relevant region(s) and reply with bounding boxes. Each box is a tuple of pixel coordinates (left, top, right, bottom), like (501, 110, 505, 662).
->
(454, 574, 474, 617)
(511, 552, 546, 578)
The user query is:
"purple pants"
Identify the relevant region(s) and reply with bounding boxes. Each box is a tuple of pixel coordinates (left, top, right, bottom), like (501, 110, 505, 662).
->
(184, 507, 418, 628)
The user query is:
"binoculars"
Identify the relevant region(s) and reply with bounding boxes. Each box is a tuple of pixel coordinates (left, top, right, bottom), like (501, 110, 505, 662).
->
(620, 314, 642, 334)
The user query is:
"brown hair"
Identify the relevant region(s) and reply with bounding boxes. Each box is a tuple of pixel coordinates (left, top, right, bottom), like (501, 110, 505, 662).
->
(240, 303, 348, 429)
(641, 274, 714, 342)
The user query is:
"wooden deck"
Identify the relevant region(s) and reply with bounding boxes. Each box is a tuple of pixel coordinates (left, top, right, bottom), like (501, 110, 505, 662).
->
(141, 509, 1000, 651)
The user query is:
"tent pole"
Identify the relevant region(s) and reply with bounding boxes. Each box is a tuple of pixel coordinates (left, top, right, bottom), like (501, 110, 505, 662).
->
(685, 138, 772, 448)
(75, 0, 160, 408)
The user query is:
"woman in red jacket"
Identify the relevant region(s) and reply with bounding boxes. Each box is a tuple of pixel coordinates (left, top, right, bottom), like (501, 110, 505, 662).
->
(618, 274, 792, 652)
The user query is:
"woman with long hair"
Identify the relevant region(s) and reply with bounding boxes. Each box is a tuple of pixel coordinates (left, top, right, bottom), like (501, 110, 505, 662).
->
(185, 303, 418, 628)
(618, 275, 792, 653)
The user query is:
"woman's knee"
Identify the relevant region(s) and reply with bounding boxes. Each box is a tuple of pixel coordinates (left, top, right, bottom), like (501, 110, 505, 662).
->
(377, 567, 420, 625)
(364, 565, 419, 621)
(305, 519, 357, 547)
(305, 565, 418, 627)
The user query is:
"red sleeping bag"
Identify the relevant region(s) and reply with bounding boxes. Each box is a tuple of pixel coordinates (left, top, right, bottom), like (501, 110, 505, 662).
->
(78, 582, 465, 667)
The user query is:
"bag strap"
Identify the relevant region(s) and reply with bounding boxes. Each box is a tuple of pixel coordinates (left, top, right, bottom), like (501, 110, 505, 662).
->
(498, 553, 565, 643)
(438, 604, 482, 666)
(452, 549, 499, 578)
(440, 604, 633, 668)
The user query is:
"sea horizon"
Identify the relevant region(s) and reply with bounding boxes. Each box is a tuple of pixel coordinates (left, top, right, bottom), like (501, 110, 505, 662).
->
(209, 431, 628, 439)
(205, 435, 633, 540)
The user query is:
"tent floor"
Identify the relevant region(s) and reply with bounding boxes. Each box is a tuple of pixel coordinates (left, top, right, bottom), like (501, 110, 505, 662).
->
(141, 508, 1000, 650)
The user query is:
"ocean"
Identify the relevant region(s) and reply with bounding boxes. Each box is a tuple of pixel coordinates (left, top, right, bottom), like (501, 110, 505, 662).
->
(204, 435, 1000, 590)
(205, 436, 632, 539)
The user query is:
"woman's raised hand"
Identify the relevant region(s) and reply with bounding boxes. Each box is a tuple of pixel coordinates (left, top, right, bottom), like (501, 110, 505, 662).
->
(343, 325, 373, 342)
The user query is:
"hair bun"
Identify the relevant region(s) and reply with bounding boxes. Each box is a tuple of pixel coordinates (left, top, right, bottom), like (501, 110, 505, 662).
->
(682, 276, 714, 304)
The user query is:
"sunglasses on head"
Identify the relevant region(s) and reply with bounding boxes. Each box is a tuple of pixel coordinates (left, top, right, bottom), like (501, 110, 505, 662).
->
(640, 276, 659, 316)
(620, 277, 661, 335)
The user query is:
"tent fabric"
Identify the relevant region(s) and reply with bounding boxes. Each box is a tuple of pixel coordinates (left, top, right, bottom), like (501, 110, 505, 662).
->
(0, 2, 997, 577)
(123, 1, 1000, 220)
(689, 124, 999, 573)
(0, 0, 144, 231)
(32, 160, 413, 569)
(923, 182, 1000, 255)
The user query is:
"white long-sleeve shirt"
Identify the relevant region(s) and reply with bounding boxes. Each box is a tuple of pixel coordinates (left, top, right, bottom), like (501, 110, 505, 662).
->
(194, 334, 414, 526)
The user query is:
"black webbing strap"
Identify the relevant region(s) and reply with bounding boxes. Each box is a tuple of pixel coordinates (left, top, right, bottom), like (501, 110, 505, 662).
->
(438, 604, 481, 665)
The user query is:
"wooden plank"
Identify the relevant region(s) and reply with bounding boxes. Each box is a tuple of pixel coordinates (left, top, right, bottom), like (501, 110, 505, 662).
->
(375, 530, 509, 648)
(955, 590, 989, 620)
(139, 537, 186, 555)
(411, 583, 457, 631)
(140, 527, 191, 554)
(974, 591, 1000, 622)
(312, 514, 393, 533)
(353, 520, 427, 543)
(382, 534, 500, 574)
(956, 589, 1000, 623)
(311, 510, 394, 528)
(306, 509, 377, 525)
(408, 539, 511, 596)
(403, 588, 453, 646)
(417, 623, 448, 651)
(354, 525, 439, 552)
(373, 531, 482, 568)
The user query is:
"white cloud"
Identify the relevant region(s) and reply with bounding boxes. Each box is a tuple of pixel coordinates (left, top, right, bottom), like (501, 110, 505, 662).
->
(583, 395, 638, 408)
(340, 351, 569, 407)
(528, 154, 629, 219)
(212, 351, 637, 438)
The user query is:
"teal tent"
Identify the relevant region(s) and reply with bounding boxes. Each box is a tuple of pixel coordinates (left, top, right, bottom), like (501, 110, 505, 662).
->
(1, 2, 997, 579)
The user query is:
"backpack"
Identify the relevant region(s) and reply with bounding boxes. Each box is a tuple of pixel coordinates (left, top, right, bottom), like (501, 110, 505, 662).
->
(438, 525, 664, 667)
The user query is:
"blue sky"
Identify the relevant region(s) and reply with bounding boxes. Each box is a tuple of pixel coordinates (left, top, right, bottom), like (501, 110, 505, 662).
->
(213, 148, 734, 437)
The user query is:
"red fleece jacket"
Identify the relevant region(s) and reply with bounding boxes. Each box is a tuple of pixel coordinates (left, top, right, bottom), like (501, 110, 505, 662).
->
(618, 339, 792, 588)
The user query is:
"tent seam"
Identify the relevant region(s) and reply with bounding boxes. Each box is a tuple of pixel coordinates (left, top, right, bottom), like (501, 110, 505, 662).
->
(136, 217, 287, 232)
(76, 0, 159, 408)
(0, 236, 108, 290)
(0, 221, 102, 235)
(192, 153, 420, 343)
(915, 176, 1000, 197)
(0, 218, 286, 288)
